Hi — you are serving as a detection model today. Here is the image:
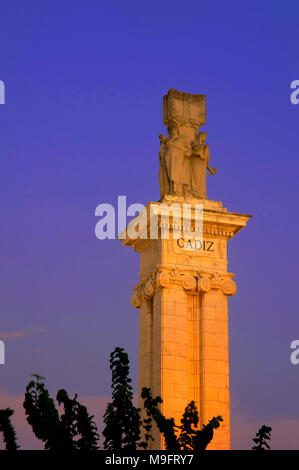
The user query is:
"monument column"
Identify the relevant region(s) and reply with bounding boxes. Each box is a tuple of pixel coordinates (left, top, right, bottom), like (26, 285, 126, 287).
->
(121, 89, 251, 450)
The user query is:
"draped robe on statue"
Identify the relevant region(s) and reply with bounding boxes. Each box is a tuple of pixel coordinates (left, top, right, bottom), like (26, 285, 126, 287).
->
(164, 136, 191, 189)
(190, 144, 210, 199)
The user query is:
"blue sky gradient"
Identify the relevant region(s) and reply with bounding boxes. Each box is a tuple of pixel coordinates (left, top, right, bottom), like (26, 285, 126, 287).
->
(0, 0, 299, 448)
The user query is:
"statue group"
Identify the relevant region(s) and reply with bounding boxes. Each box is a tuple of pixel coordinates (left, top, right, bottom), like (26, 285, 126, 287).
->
(159, 125, 217, 200)
(159, 89, 217, 200)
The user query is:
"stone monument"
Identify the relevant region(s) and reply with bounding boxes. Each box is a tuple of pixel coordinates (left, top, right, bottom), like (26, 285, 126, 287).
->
(120, 89, 251, 449)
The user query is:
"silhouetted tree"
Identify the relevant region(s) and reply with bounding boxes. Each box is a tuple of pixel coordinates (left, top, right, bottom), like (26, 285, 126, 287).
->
(4, 348, 224, 450)
(192, 415, 223, 451)
(140, 387, 222, 451)
(57, 389, 99, 450)
(103, 347, 141, 450)
(0, 408, 19, 450)
(179, 401, 199, 450)
(24, 374, 99, 450)
(140, 387, 179, 451)
(24, 374, 72, 450)
(139, 388, 164, 449)
(252, 424, 272, 450)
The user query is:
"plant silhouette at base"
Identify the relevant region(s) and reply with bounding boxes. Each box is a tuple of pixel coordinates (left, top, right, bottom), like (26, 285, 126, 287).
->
(24, 374, 99, 450)
(0, 408, 19, 450)
(179, 401, 199, 450)
(0, 348, 272, 450)
(140, 387, 179, 451)
(140, 387, 222, 451)
(192, 415, 223, 451)
(57, 389, 99, 450)
(103, 347, 141, 450)
(24, 374, 72, 450)
(252, 424, 272, 450)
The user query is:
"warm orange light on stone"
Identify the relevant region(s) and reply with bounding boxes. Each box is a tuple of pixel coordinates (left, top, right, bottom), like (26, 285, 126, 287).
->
(120, 90, 251, 449)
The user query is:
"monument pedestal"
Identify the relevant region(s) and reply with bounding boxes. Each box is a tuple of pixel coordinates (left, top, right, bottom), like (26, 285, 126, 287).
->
(122, 200, 251, 449)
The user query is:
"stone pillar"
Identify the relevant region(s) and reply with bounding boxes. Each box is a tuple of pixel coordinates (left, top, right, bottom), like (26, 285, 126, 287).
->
(123, 200, 250, 449)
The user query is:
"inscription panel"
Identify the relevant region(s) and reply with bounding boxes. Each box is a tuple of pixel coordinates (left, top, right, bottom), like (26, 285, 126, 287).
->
(174, 237, 226, 259)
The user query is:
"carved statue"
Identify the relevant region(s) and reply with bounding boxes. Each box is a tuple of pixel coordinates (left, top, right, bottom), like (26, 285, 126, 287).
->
(163, 123, 192, 197)
(158, 89, 217, 200)
(189, 132, 217, 199)
(158, 134, 169, 199)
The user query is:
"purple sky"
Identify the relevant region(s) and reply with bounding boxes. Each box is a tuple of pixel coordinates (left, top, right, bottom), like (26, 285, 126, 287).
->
(1, 1, 299, 449)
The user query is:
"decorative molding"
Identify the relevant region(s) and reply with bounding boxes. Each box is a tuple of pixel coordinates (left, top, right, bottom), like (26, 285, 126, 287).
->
(159, 271, 172, 288)
(131, 293, 142, 309)
(198, 276, 211, 293)
(221, 279, 237, 296)
(182, 274, 197, 291)
(131, 265, 237, 308)
(121, 202, 252, 253)
(144, 280, 155, 299)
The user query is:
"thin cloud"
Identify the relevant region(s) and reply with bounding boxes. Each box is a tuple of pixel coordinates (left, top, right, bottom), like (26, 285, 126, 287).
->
(0, 327, 45, 340)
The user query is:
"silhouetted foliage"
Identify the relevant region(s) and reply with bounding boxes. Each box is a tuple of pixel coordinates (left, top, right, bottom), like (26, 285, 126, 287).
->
(192, 415, 223, 451)
(0, 408, 19, 450)
(139, 388, 163, 449)
(140, 387, 179, 451)
(252, 425, 272, 450)
(57, 389, 99, 450)
(141, 387, 223, 451)
(24, 374, 72, 450)
(179, 401, 199, 450)
(103, 347, 141, 450)
(24, 374, 99, 450)
(0, 347, 260, 451)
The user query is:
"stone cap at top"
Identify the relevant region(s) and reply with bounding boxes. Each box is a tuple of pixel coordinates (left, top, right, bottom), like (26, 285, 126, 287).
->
(119, 201, 252, 252)
(163, 88, 206, 128)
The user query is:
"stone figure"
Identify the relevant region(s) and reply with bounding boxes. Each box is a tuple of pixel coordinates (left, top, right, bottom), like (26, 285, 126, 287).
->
(158, 129, 217, 200)
(189, 132, 217, 199)
(159, 89, 217, 200)
(163, 124, 192, 197)
(158, 134, 169, 199)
